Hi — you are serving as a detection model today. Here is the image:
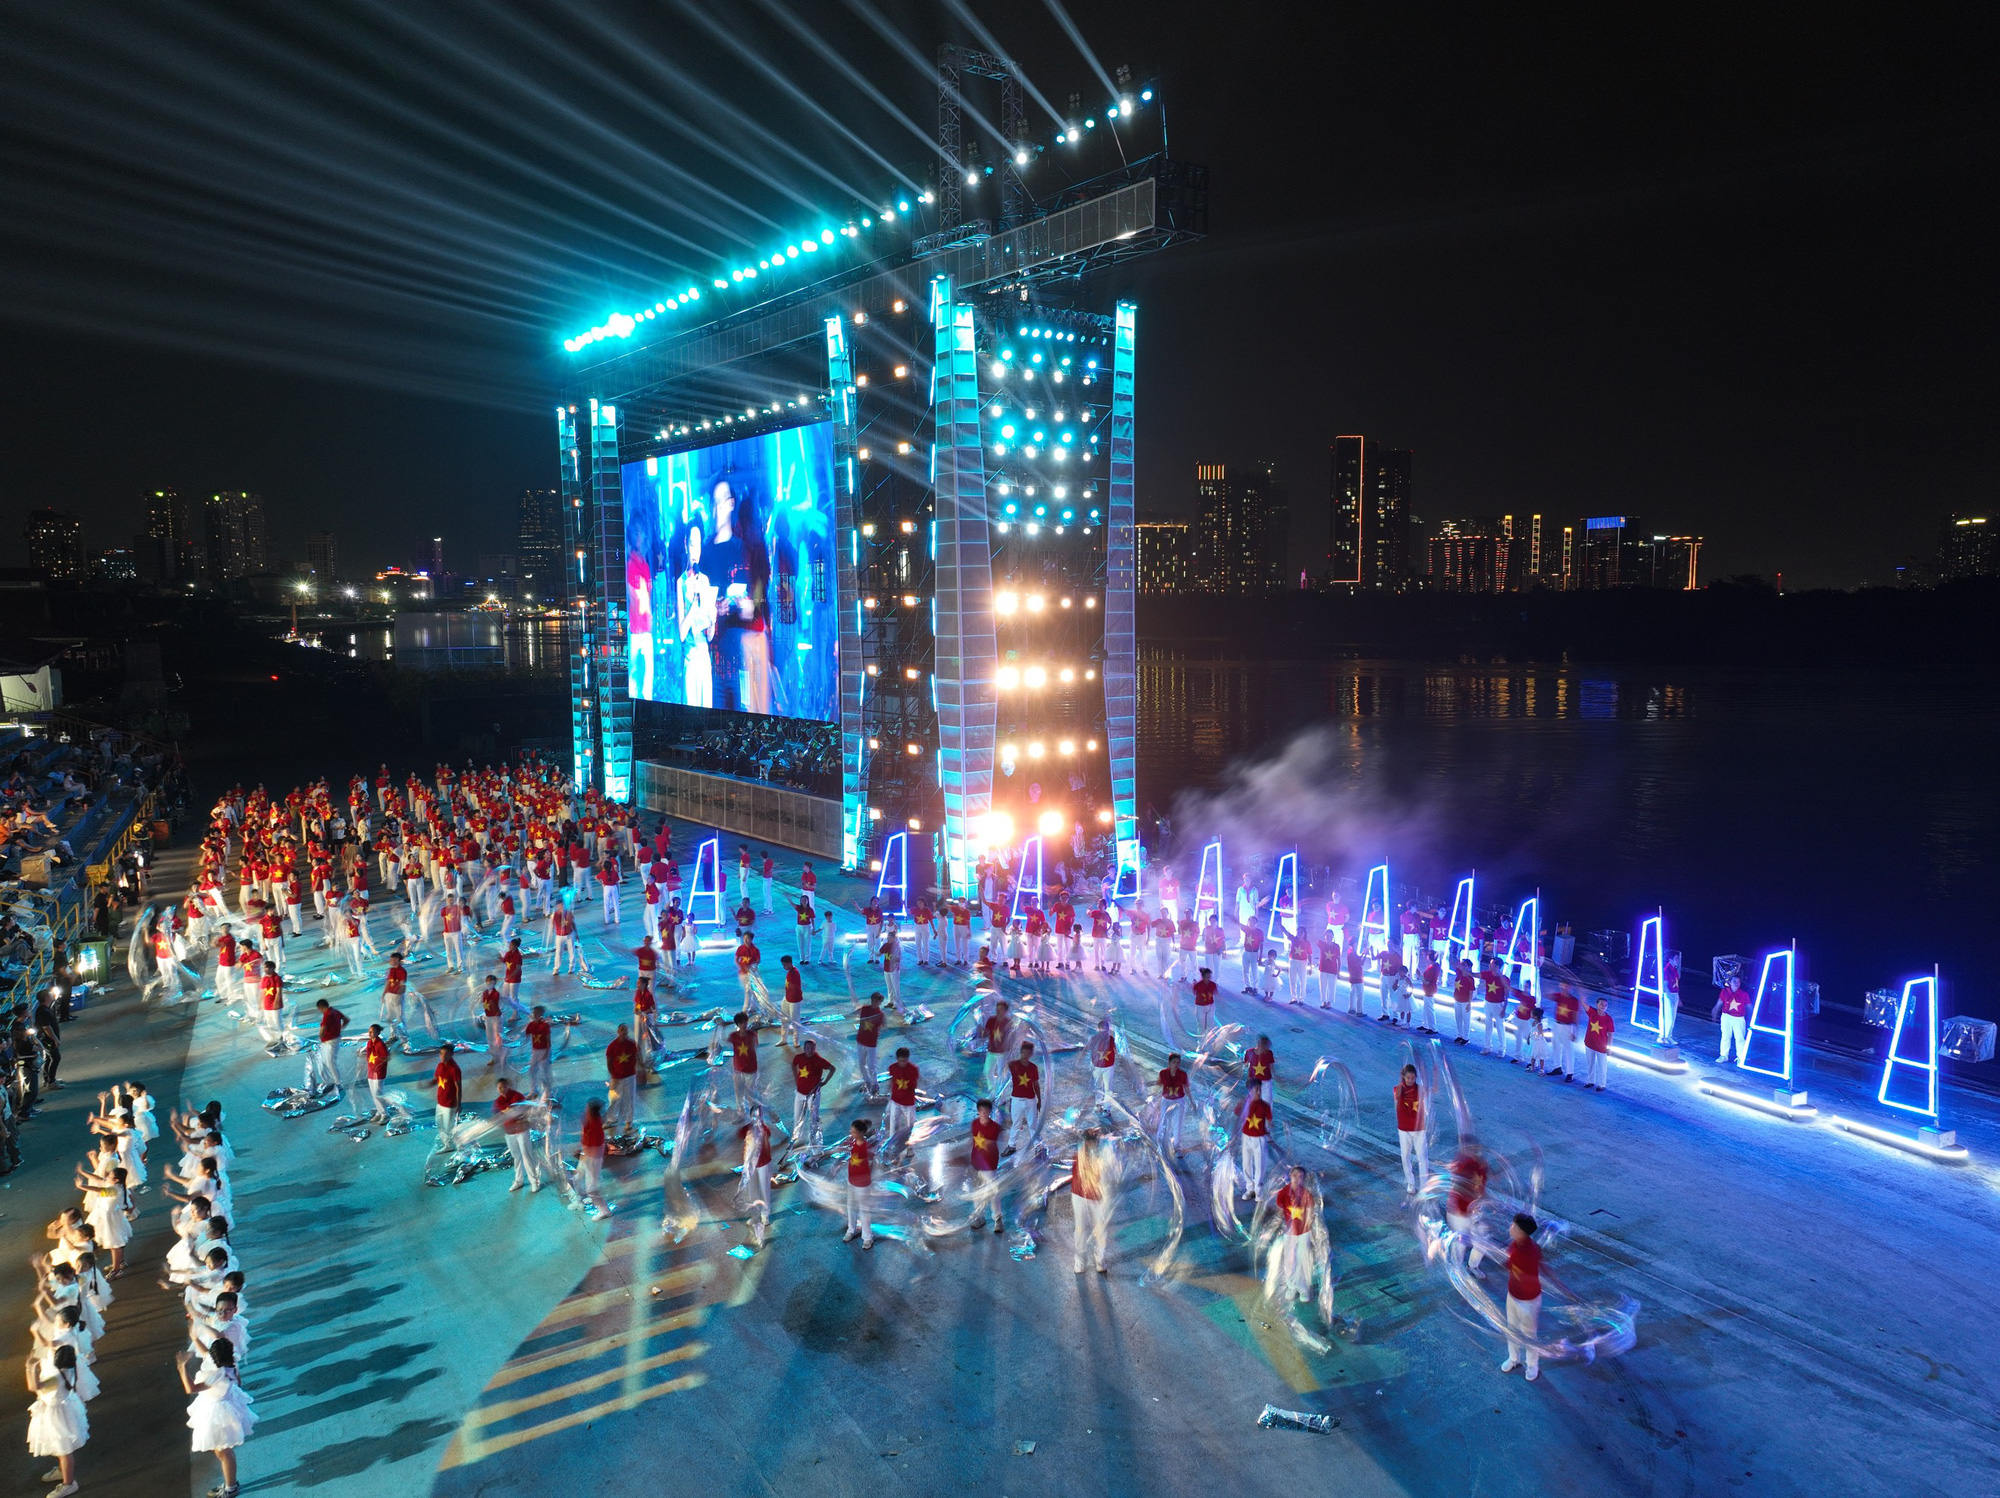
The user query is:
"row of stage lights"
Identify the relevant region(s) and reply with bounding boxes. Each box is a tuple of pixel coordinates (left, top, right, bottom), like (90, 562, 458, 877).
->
(995, 664, 1098, 687)
(560, 90, 1160, 351)
(651, 394, 823, 441)
(995, 591, 1096, 613)
(971, 807, 1116, 849)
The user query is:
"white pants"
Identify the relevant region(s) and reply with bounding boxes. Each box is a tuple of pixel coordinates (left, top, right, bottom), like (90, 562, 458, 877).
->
(367, 1077, 385, 1116)
(603, 887, 620, 925)
(793, 1089, 821, 1146)
(1659, 991, 1679, 1044)
(746, 1163, 772, 1241)
(856, 1044, 878, 1095)
(762, 875, 773, 913)
(1092, 1064, 1114, 1101)
(1070, 1191, 1110, 1271)
(1454, 1004, 1472, 1041)
(1415, 990, 1435, 1029)
(643, 904, 660, 940)
(528, 1051, 552, 1097)
(1585, 1048, 1608, 1088)
(574, 1147, 607, 1209)
(608, 1076, 635, 1132)
(435, 1105, 457, 1150)
(316, 1040, 342, 1091)
(1554, 1022, 1576, 1075)
(1007, 1098, 1039, 1153)
(1483, 1003, 1507, 1053)
(1718, 1014, 1750, 1064)
(1448, 1208, 1484, 1268)
(505, 1131, 540, 1189)
(1506, 1292, 1542, 1373)
(885, 1101, 915, 1144)
(1240, 1134, 1267, 1196)
(969, 1169, 1002, 1228)
(1275, 1231, 1314, 1301)
(1398, 1128, 1428, 1192)
(843, 1182, 872, 1244)
(1157, 1098, 1186, 1151)
(731, 1070, 758, 1114)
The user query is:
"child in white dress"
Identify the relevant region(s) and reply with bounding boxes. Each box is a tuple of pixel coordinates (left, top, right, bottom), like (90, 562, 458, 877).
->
(27, 1344, 87, 1497)
(180, 1338, 256, 1498)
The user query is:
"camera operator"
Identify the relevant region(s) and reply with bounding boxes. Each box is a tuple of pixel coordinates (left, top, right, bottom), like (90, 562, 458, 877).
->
(35, 981, 64, 1089)
(9, 1001, 40, 1117)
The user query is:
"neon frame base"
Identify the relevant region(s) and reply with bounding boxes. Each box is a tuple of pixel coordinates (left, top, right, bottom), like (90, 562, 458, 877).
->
(1829, 1114, 1971, 1165)
(1608, 1042, 1689, 1075)
(1699, 1082, 1817, 1122)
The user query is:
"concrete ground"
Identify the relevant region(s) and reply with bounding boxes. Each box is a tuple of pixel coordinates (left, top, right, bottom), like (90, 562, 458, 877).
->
(10, 834, 2000, 1497)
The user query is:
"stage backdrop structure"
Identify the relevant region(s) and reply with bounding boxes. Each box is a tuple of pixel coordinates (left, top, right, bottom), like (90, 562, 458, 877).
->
(555, 52, 1204, 894)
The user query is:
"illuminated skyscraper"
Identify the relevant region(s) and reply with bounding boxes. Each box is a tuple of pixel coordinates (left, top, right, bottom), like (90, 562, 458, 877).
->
(1136, 519, 1192, 594)
(145, 486, 202, 581)
(517, 488, 563, 601)
(203, 491, 268, 580)
(23, 509, 83, 580)
(1327, 436, 1363, 585)
(1192, 463, 1287, 593)
(1939, 514, 1998, 580)
(1328, 436, 1412, 589)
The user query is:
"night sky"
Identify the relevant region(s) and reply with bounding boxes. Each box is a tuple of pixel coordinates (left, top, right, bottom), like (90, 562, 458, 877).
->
(1, 1, 1994, 588)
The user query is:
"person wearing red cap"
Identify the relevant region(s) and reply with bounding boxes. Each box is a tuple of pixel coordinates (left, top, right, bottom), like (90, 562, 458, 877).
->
(1501, 1213, 1543, 1381)
(605, 1025, 639, 1133)
(842, 1118, 874, 1249)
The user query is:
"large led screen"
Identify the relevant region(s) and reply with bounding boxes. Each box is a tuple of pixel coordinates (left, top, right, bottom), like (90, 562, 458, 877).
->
(623, 421, 838, 721)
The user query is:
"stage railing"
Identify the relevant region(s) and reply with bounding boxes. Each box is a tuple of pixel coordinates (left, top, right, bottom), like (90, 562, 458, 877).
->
(635, 761, 842, 860)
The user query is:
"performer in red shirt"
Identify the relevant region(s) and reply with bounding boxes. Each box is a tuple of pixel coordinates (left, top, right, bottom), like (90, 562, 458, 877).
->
(1246, 1034, 1275, 1101)
(1501, 1213, 1544, 1380)
(1089, 1017, 1117, 1101)
(1447, 1148, 1490, 1268)
(494, 1078, 542, 1192)
(980, 999, 1012, 1096)
(478, 974, 505, 1065)
(605, 1025, 640, 1133)
(1239, 1094, 1273, 1197)
(967, 1099, 1005, 1232)
(500, 939, 525, 1016)
(573, 1097, 610, 1217)
(1192, 968, 1218, 1036)
(524, 1006, 554, 1097)
(1393, 1063, 1427, 1193)
(1155, 1052, 1190, 1153)
(778, 954, 805, 1045)
(1005, 1042, 1042, 1154)
(1069, 1128, 1112, 1274)
(433, 1044, 463, 1149)
(312, 999, 347, 1095)
(1550, 983, 1583, 1080)
(790, 1040, 836, 1148)
(853, 994, 885, 1098)
(362, 1024, 391, 1122)
(1715, 974, 1752, 1068)
(842, 1118, 874, 1249)
(1452, 959, 1477, 1045)
(1583, 996, 1614, 1091)
(738, 1104, 773, 1245)
(727, 1012, 760, 1115)
(885, 1048, 921, 1147)
(1270, 1164, 1318, 1301)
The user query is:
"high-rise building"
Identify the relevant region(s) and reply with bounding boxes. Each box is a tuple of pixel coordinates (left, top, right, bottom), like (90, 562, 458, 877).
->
(517, 488, 563, 601)
(1327, 436, 1363, 585)
(1327, 436, 1413, 589)
(1558, 524, 1576, 590)
(92, 548, 138, 582)
(1135, 520, 1192, 594)
(1638, 534, 1703, 590)
(305, 531, 338, 581)
(1579, 515, 1637, 589)
(1192, 463, 1287, 594)
(145, 486, 202, 581)
(203, 491, 268, 580)
(24, 509, 84, 580)
(1939, 514, 1998, 580)
(1427, 518, 1514, 593)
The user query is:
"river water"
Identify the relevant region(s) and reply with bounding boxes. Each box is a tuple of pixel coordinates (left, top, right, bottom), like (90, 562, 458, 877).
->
(1136, 649, 2000, 1024)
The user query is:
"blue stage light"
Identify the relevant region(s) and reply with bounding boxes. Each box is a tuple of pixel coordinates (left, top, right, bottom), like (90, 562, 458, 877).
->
(801, 239, 817, 252)
(1142, 89, 1154, 101)
(1193, 840, 1224, 926)
(689, 838, 724, 926)
(1879, 970, 1942, 1118)
(862, 216, 872, 227)
(874, 831, 910, 917)
(1445, 873, 1475, 970)
(1010, 836, 1045, 923)
(899, 199, 910, 211)
(1740, 946, 1797, 1083)
(1360, 864, 1391, 959)
(1000, 424, 1016, 438)
(821, 229, 835, 243)
(712, 278, 726, 289)
(1266, 851, 1299, 940)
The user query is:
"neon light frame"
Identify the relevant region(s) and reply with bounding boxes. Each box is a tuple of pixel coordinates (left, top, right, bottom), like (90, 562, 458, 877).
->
(1359, 863, 1391, 958)
(873, 831, 909, 918)
(1629, 910, 1667, 1040)
(1738, 946, 1796, 1084)
(1506, 895, 1541, 1005)
(1445, 874, 1475, 972)
(1008, 835, 1045, 925)
(1112, 837, 1143, 908)
(1877, 968, 1941, 1119)
(688, 836, 724, 927)
(1265, 851, 1299, 942)
(1192, 839, 1224, 925)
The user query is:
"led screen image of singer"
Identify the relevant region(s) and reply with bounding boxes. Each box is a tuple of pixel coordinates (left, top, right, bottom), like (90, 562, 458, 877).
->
(623, 421, 838, 721)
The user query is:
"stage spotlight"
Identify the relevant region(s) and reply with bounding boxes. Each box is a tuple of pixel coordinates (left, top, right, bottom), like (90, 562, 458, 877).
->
(1024, 666, 1047, 687)
(1142, 89, 1154, 100)
(996, 666, 1020, 687)
(995, 591, 1019, 614)
(1026, 594, 1045, 611)
(1039, 811, 1065, 836)
(899, 200, 910, 211)
(1087, 739, 1099, 750)
(979, 811, 1014, 844)
(1059, 739, 1076, 754)
(821, 229, 835, 243)
(1097, 809, 1114, 825)
(1028, 742, 1046, 758)
(1014, 150, 1029, 166)
(1059, 668, 1075, 681)
(1067, 128, 1079, 142)
(967, 170, 980, 185)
